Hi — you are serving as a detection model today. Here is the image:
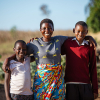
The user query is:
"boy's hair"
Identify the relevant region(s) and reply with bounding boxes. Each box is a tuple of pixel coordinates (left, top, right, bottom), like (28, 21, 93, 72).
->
(14, 40, 26, 48)
(75, 21, 88, 28)
(40, 18, 54, 29)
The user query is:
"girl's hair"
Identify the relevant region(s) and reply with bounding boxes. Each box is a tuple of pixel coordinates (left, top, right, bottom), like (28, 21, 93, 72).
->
(40, 18, 54, 29)
(14, 40, 26, 48)
(75, 21, 88, 28)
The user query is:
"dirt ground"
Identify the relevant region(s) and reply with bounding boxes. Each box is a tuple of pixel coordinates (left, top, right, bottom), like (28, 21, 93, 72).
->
(0, 80, 100, 100)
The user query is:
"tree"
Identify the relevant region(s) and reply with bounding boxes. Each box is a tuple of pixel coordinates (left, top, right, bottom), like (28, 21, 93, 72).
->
(40, 4, 51, 17)
(85, 0, 100, 33)
(10, 26, 17, 38)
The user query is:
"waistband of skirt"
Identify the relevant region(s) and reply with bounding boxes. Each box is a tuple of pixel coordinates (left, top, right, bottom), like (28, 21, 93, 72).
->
(37, 63, 61, 66)
(37, 64, 62, 70)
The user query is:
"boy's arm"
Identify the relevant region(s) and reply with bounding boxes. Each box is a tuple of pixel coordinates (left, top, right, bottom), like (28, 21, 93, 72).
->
(2, 54, 16, 72)
(4, 71, 11, 100)
(89, 46, 98, 99)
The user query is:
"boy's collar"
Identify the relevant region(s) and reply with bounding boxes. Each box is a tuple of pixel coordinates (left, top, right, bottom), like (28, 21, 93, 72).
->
(72, 38, 89, 46)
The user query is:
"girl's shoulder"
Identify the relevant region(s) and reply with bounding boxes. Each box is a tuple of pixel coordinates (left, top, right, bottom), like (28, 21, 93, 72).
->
(24, 56, 31, 62)
(10, 60, 18, 71)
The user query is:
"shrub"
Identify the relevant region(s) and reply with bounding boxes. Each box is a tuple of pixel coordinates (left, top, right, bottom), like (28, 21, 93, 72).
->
(0, 62, 4, 80)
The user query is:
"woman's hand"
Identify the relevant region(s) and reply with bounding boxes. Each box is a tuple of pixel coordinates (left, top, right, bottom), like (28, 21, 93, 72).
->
(89, 36, 97, 50)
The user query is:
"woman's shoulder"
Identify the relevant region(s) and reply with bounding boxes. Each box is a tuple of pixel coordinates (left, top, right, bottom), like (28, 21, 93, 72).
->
(53, 35, 68, 40)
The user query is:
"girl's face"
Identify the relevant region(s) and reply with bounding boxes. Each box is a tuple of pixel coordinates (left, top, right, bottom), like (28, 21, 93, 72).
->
(13, 42, 27, 61)
(40, 23, 54, 42)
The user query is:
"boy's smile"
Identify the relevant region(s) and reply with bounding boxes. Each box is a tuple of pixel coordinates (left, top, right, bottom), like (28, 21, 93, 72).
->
(74, 25, 88, 44)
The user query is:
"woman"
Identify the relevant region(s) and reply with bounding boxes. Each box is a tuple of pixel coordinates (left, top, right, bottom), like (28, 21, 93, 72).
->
(27, 19, 68, 99)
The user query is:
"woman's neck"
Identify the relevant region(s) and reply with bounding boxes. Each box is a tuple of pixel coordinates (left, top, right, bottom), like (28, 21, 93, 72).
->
(42, 37, 51, 42)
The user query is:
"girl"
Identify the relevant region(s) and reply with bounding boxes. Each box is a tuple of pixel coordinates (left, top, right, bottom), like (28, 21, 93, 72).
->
(4, 40, 34, 100)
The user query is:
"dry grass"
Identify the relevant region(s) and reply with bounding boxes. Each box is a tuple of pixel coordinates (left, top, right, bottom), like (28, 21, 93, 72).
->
(0, 30, 100, 99)
(0, 30, 100, 61)
(0, 30, 74, 61)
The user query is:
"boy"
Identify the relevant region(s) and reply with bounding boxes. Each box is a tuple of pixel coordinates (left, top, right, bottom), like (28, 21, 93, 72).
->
(61, 21, 98, 100)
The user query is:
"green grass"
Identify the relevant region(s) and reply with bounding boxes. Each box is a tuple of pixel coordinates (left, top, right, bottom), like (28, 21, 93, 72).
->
(0, 62, 4, 80)
(97, 64, 100, 78)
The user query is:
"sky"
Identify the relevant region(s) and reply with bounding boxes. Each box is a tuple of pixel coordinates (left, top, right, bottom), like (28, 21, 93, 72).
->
(0, 0, 90, 31)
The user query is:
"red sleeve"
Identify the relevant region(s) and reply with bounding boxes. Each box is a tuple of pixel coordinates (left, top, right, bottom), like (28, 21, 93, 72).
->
(89, 45, 98, 94)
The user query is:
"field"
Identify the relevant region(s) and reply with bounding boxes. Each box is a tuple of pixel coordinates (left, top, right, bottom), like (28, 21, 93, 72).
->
(0, 30, 100, 99)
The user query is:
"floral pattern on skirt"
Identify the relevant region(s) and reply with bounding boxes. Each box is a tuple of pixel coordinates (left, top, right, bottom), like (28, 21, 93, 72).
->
(33, 64, 65, 100)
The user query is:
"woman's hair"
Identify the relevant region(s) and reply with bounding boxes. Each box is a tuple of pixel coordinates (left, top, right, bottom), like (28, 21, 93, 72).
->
(75, 21, 88, 28)
(14, 40, 26, 48)
(40, 18, 54, 29)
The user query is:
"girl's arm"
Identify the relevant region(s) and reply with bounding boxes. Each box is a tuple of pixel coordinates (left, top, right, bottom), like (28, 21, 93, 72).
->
(4, 71, 11, 100)
(2, 54, 16, 72)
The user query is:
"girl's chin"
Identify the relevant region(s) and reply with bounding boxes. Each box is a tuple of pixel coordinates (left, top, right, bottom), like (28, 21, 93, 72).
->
(19, 56, 24, 59)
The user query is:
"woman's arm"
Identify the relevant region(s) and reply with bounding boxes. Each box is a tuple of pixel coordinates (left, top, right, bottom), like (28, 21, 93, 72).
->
(2, 54, 16, 72)
(68, 35, 97, 48)
(84, 35, 97, 47)
(4, 71, 11, 100)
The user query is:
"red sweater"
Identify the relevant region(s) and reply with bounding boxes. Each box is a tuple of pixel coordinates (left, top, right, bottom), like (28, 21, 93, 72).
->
(61, 39, 98, 94)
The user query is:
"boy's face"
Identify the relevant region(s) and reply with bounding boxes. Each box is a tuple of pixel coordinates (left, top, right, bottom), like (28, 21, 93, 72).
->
(73, 25, 88, 44)
(40, 23, 53, 41)
(13, 42, 27, 60)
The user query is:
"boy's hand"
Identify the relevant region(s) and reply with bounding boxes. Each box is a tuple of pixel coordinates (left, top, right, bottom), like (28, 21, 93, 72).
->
(2, 58, 10, 73)
(94, 93, 98, 99)
(27, 37, 38, 44)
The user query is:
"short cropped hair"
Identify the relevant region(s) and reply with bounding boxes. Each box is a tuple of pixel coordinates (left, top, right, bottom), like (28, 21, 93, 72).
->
(40, 18, 54, 29)
(75, 21, 88, 28)
(14, 40, 26, 48)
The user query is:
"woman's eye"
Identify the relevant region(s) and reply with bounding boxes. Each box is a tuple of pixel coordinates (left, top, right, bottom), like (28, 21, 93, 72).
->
(49, 28, 52, 30)
(42, 27, 52, 30)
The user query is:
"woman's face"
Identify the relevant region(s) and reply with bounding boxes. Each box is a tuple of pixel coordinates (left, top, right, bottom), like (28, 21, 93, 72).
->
(40, 23, 54, 42)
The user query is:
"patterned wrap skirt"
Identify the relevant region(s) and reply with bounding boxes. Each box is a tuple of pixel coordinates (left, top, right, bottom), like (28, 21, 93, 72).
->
(33, 64, 65, 100)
